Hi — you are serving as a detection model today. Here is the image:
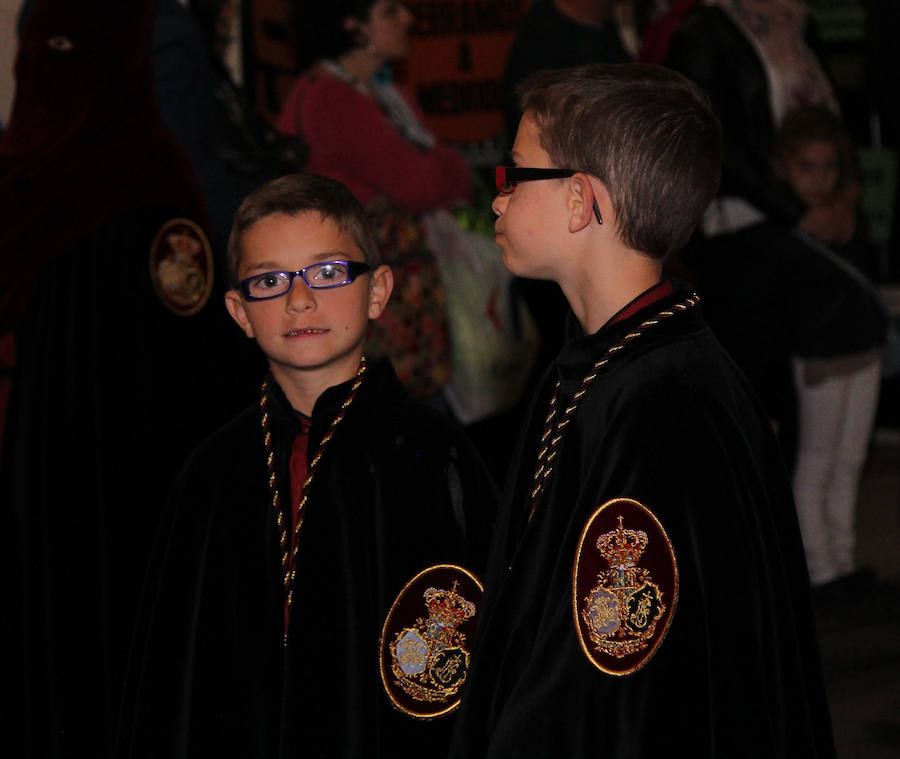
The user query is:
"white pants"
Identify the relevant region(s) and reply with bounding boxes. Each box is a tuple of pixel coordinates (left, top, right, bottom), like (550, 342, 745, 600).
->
(791, 356, 881, 585)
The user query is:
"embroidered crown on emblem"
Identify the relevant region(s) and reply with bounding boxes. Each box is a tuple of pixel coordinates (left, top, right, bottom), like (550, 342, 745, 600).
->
(595, 515, 649, 567)
(424, 581, 475, 628)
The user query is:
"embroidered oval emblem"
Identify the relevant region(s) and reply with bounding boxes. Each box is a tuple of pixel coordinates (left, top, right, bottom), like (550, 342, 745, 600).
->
(573, 498, 677, 676)
(149, 218, 213, 316)
(379, 564, 483, 719)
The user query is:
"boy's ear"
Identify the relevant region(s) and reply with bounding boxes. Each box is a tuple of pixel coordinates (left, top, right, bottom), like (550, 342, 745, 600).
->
(224, 289, 255, 338)
(567, 173, 602, 233)
(367, 264, 393, 320)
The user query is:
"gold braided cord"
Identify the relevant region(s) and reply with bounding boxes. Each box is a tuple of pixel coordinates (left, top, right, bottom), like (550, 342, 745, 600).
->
(259, 357, 369, 615)
(527, 295, 699, 521)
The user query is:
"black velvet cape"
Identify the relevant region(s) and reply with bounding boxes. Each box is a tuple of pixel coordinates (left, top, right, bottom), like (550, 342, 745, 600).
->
(1, 6, 261, 756)
(1, 205, 254, 758)
(123, 358, 496, 758)
(447, 284, 835, 758)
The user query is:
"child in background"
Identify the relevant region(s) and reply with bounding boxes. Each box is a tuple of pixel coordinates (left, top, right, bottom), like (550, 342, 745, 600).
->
(123, 173, 496, 758)
(774, 105, 880, 279)
(772, 106, 888, 595)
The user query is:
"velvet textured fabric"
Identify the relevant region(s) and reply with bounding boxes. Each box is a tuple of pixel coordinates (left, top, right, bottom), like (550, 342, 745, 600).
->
(1, 4, 254, 755)
(1, 205, 253, 758)
(122, 358, 496, 758)
(447, 283, 835, 758)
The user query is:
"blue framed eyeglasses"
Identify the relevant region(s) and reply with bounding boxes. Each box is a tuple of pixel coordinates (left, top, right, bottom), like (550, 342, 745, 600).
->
(495, 166, 603, 225)
(239, 260, 371, 301)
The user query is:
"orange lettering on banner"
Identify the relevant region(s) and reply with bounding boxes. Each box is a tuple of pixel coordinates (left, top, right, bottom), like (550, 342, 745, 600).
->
(246, 0, 297, 125)
(398, 0, 529, 143)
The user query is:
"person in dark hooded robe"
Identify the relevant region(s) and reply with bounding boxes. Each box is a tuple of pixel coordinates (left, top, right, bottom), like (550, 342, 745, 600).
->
(0, 2, 256, 755)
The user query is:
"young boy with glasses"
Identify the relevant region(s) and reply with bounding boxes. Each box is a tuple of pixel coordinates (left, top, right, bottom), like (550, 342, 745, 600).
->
(123, 173, 495, 758)
(448, 64, 835, 758)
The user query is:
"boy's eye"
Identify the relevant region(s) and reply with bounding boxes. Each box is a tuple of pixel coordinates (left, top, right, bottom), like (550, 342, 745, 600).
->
(312, 263, 348, 282)
(257, 273, 287, 289)
(246, 272, 290, 297)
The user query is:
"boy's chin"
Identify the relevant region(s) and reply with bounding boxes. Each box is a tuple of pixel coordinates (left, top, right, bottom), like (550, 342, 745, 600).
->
(498, 244, 523, 275)
(500, 250, 544, 281)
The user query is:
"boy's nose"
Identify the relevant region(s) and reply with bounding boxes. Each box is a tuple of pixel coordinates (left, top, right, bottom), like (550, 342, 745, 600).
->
(492, 193, 509, 217)
(285, 279, 316, 312)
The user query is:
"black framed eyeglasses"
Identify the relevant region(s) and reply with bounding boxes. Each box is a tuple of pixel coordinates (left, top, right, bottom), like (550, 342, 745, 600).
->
(495, 166, 603, 225)
(239, 260, 371, 301)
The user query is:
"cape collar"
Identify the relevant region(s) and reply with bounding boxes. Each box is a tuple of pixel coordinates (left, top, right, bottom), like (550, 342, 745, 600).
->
(556, 280, 699, 385)
(262, 356, 403, 449)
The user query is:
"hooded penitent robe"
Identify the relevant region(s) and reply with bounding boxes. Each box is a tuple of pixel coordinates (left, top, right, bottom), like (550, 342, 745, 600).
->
(1, 3, 258, 755)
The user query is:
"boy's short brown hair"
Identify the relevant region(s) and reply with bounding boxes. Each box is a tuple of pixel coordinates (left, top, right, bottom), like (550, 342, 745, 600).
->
(517, 63, 722, 260)
(226, 172, 380, 287)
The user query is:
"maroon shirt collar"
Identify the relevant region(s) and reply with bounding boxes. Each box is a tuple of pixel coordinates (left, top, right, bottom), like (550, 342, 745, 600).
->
(607, 280, 674, 326)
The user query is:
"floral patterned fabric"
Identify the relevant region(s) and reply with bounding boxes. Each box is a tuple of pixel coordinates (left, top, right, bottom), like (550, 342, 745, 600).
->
(365, 197, 452, 399)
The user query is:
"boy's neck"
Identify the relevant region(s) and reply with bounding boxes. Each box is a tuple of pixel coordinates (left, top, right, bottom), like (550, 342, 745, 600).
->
(560, 243, 663, 334)
(269, 355, 365, 416)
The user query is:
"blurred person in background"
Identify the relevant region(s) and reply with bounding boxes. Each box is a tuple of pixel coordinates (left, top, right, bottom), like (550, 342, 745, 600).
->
(641, 0, 889, 597)
(771, 106, 889, 595)
(152, 0, 307, 251)
(641, 0, 839, 450)
(0, 1, 245, 755)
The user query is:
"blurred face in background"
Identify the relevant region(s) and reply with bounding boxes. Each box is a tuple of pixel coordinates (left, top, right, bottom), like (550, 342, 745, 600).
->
(783, 139, 840, 208)
(362, 0, 414, 61)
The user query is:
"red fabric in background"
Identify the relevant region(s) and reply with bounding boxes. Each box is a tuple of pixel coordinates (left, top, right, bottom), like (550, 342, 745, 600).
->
(277, 73, 473, 213)
(638, 0, 700, 64)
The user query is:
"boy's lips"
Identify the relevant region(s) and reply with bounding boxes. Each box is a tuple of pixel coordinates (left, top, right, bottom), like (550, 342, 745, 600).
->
(283, 328, 329, 337)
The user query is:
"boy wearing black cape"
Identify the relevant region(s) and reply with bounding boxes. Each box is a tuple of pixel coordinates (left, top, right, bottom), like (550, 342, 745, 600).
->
(448, 64, 835, 758)
(124, 173, 495, 757)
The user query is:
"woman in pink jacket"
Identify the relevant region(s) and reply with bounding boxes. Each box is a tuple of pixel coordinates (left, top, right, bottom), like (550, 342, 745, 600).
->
(277, 0, 473, 213)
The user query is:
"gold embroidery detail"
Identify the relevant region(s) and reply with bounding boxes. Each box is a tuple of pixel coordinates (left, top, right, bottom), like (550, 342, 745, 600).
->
(581, 515, 665, 658)
(573, 498, 678, 676)
(389, 581, 474, 702)
(380, 564, 483, 719)
(148, 218, 213, 316)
